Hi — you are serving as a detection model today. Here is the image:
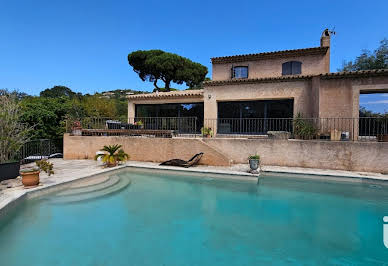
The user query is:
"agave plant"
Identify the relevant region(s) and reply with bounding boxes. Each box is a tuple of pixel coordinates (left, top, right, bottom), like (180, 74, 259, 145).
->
(94, 144, 129, 167)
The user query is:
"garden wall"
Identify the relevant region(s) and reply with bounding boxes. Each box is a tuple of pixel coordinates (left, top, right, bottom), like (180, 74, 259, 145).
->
(63, 134, 388, 173)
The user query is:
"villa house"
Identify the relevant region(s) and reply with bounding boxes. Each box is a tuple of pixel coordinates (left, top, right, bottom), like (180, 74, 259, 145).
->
(127, 30, 388, 138)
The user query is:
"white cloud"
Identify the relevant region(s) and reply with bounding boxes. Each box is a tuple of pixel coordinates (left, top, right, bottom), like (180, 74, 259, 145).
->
(363, 100, 388, 104)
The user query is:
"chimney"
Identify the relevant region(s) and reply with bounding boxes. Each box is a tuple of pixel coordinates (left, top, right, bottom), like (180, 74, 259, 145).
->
(320, 28, 331, 47)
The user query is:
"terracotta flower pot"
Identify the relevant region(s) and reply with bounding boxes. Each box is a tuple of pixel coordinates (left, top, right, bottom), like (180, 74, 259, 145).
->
(106, 161, 117, 167)
(20, 171, 40, 188)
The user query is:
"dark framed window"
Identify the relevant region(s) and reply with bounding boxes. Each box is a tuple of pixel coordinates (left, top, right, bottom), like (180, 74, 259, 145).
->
(232, 66, 248, 79)
(135, 103, 204, 133)
(282, 61, 302, 75)
(217, 99, 294, 134)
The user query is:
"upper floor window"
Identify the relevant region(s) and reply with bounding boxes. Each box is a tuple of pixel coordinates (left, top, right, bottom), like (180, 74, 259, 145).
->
(232, 66, 248, 79)
(282, 61, 302, 75)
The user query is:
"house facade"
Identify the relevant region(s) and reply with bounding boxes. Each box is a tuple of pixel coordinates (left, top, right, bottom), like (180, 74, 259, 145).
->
(127, 30, 388, 137)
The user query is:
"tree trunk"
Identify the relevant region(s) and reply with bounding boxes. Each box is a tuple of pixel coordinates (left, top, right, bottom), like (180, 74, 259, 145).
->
(153, 80, 160, 92)
(165, 80, 171, 92)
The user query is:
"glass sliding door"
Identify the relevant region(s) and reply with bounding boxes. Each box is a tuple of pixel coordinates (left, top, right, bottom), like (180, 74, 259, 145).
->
(135, 103, 204, 133)
(217, 99, 293, 134)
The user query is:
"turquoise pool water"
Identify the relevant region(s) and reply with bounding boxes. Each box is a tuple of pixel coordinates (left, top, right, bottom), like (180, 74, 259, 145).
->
(1, 168, 388, 265)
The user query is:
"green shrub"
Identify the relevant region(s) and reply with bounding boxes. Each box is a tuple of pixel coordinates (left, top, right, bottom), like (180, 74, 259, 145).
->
(248, 154, 260, 160)
(36, 159, 54, 176)
(201, 127, 213, 137)
(293, 113, 317, 140)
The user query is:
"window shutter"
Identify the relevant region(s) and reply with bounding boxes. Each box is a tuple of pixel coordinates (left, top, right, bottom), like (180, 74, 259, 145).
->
(282, 62, 291, 75)
(292, 61, 302, 75)
(231, 65, 234, 79)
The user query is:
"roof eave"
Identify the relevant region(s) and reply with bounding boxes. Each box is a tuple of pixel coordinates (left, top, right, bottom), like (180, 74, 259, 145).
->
(211, 47, 328, 64)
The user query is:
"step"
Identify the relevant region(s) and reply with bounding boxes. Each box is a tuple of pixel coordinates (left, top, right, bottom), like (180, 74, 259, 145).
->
(49, 176, 130, 204)
(68, 174, 111, 189)
(55, 175, 120, 197)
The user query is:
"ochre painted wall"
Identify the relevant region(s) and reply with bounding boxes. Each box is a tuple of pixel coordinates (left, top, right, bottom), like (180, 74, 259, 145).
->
(64, 134, 388, 173)
(204, 80, 312, 120)
(63, 134, 230, 166)
(212, 54, 328, 81)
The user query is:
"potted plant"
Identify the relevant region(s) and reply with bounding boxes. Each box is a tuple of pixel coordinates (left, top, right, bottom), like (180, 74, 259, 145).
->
(19, 159, 55, 188)
(0, 92, 33, 181)
(293, 113, 317, 140)
(20, 167, 40, 188)
(72, 120, 82, 136)
(248, 154, 260, 174)
(201, 127, 213, 138)
(94, 144, 129, 167)
(135, 120, 144, 129)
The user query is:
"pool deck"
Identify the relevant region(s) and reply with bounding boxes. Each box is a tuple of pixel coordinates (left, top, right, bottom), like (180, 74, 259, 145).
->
(1, 159, 388, 215)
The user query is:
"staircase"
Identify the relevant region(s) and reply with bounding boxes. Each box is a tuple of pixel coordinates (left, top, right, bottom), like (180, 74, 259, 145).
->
(48, 174, 130, 204)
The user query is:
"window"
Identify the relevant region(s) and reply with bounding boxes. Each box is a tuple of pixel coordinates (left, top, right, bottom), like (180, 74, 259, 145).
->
(232, 66, 248, 79)
(135, 103, 204, 133)
(282, 61, 302, 75)
(217, 100, 294, 134)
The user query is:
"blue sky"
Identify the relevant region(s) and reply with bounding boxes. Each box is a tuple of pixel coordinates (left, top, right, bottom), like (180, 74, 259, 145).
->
(0, 0, 387, 113)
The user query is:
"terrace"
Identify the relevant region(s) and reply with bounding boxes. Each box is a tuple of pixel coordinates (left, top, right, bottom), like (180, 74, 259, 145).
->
(66, 116, 388, 142)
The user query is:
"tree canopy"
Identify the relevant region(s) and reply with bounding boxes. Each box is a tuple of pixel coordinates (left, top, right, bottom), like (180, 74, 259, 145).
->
(128, 50, 208, 92)
(339, 39, 388, 71)
(0, 86, 145, 141)
(40, 85, 78, 98)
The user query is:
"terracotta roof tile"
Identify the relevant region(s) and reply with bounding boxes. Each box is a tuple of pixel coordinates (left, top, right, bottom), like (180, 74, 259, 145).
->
(204, 69, 388, 86)
(204, 75, 313, 86)
(127, 89, 203, 99)
(320, 69, 388, 79)
(211, 47, 329, 64)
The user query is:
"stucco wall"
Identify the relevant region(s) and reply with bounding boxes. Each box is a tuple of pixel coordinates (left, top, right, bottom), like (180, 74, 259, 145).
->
(204, 138, 388, 173)
(64, 134, 388, 173)
(63, 134, 230, 166)
(204, 80, 312, 120)
(212, 54, 327, 81)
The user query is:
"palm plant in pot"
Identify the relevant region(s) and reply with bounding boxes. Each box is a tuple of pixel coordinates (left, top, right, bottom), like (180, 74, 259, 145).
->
(201, 127, 213, 138)
(248, 154, 260, 174)
(94, 144, 129, 167)
(0, 92, 33, 181)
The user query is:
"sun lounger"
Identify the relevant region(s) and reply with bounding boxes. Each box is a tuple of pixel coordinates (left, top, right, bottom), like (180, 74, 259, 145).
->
(159, 152, 203, 168)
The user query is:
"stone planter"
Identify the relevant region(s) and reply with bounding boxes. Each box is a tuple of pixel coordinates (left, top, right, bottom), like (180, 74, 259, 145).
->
(267, 131, 291, 140)
(0, 161, 20, 181)
(330, 129, 341, 141)
(20, 170, 40, 188)
(72, 127, 82, 136)
(249, 159, 260, 172)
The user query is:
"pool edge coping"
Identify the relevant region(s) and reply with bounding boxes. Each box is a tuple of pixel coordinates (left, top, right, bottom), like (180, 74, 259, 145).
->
(1, 162, 388, 219)
(0, 164, 259, 218)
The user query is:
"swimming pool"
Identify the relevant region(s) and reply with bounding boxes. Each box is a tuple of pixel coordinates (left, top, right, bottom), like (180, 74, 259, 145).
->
(1, 168, 388, 265)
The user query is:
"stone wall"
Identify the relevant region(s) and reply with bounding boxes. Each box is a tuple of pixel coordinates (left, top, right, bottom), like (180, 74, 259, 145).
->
(64, 134, 388, 173)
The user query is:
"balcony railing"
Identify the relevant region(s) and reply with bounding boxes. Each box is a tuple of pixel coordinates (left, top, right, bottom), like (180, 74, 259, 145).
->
(20, 139, 63, 164)
(65, 117, 388, 142)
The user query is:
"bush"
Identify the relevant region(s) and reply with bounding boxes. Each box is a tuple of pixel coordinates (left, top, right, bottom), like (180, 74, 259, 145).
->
(293, 113, 317, 140)
(36, 159, 54, 176)
(248, 154, 260, 160)
(0, 93, 33, 163)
